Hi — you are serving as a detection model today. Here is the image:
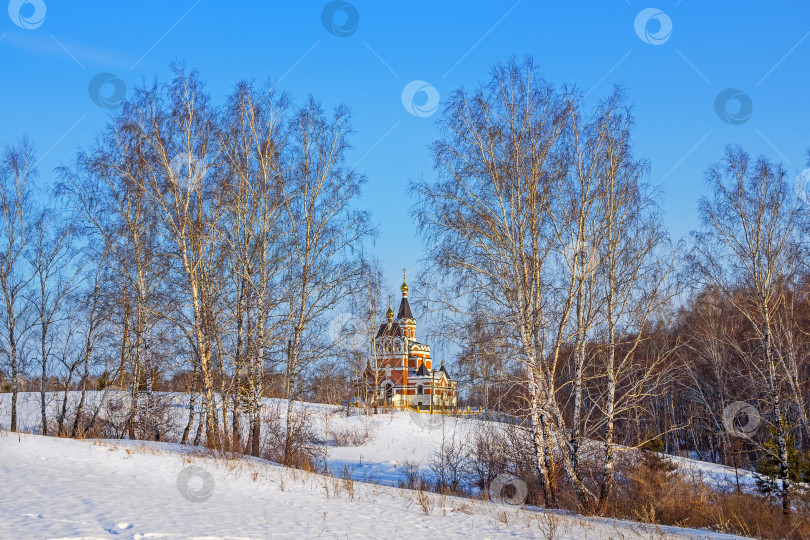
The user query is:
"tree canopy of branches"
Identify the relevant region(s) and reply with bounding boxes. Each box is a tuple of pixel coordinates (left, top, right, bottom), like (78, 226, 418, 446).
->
(54, 66, 372, 452)
(413, 57, 676, 511)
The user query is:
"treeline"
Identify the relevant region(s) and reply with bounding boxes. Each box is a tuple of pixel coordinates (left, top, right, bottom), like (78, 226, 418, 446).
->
(416, 58, 809, 516)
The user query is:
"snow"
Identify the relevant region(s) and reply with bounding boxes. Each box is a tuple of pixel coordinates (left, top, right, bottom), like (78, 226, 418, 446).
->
(0, 393, 752, 538)
(0, 391, 486, 488)
(0, 432, 747, 539)
(666, 454, 758, 490)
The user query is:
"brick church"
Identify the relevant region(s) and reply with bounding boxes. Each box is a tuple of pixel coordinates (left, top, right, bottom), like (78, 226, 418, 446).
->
(365, 273, 458, 410)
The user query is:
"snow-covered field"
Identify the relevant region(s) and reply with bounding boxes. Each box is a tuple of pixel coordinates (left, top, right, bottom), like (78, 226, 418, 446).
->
(0, 391, 757, 490)
(1, 433, 750, 539)
(0, 392, 752, 539)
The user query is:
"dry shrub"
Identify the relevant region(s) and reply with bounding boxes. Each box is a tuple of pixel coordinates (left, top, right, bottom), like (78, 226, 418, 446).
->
(416, 485, 432, 515)
(63, 390, 179, 442)
(49, 407, 96, 439)
(261, 405, 322, 471)
(429, 432, 470, 494)
(459, 431, 808, 538)
(339, 465, 355, 501)
(470, 425, 509, 491)
(331, 425, 368, 447)
(604, 449, 810, 539)
(131, 393, 179, 440)
(468, 423, 560, 508)
(399, 460, 422, 489)
(536, 511, 562, 540)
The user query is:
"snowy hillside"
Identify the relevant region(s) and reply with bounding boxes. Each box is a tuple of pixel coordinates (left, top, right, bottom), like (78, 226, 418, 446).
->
(0, 392, 757, 538)
(0, 432, 748, 539)
(0, 391, 758, 490)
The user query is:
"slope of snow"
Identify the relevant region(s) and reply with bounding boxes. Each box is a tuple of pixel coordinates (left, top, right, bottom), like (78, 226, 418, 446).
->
(0, 432, 747, 539)
(0, 392, 762, 538)
(666, 454, 758, 490)
(0, 392, 483, 487)
(0, 391, 760, 491)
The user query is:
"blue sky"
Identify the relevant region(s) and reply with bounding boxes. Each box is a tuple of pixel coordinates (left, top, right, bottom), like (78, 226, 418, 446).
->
(2, 0, 809, 301)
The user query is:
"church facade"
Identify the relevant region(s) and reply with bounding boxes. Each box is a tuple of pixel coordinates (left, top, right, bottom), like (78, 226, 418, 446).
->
(365, 275, 458, 410)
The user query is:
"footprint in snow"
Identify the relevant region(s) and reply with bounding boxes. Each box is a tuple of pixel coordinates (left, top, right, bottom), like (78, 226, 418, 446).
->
(102, 521, 134, 535)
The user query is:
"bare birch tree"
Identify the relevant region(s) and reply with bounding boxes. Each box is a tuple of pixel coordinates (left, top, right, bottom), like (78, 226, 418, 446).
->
(585, 92, 675, 512)
(220, 81, 290, 455)
(413, 58, 570, 506)
(281, 98, 371, 465)
(0, 138, 36, 433)
(128, 68, 225, 447)
(693, 146, 802, 514)
(28, 208, 78, 435)
(344, 256, 385, 420)
(58, 106, 163, 440)
(414, 61, 676, 512)
(68, 248, 111, 437)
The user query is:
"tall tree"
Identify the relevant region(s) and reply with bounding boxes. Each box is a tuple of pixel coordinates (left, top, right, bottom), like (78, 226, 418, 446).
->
(28, 208, 78, 435)
(59, 101, 163, 440)
(414, 60, 675, 511)
(0, 138, 36, 433)
(220, 81, 290, 456)
(281, 98, 371, 465)
(587, 92, 674, 512)
(413, 58, 570, 506)
(128, 68, 225, 447)
(693, 146, 803, 514)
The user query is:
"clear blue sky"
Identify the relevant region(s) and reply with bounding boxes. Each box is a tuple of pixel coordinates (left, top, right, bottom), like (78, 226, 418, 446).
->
(2, 0, 809, 301)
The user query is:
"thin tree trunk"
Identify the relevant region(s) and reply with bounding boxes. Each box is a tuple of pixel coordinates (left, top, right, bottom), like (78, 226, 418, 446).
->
(71, 358, 89, 438)
(40, 335, 47, 435)
(762, 308, 790, 515)
(181, 363, 198, 445)
(9, 324, 18, 432)
(284, 338, 296, 465)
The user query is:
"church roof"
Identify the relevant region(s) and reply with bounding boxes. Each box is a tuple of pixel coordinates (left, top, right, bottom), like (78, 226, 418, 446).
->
(375, 321, 403, 339)
(415, 362, 429, 377)
(397, 297, 414, 320)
